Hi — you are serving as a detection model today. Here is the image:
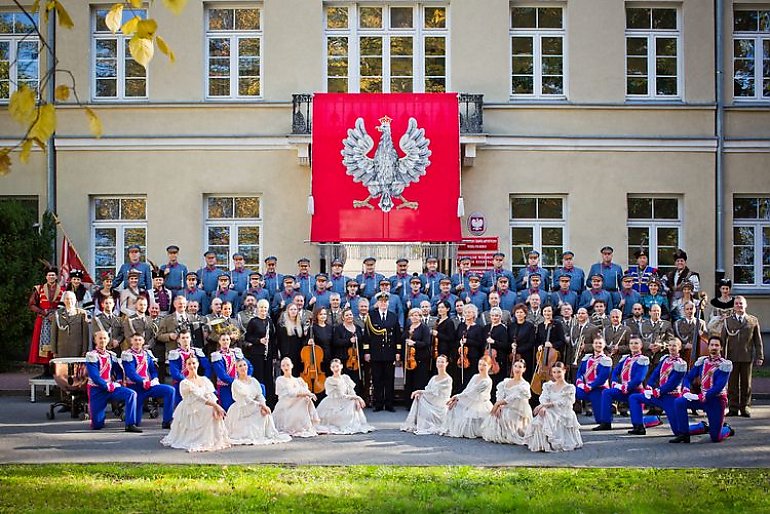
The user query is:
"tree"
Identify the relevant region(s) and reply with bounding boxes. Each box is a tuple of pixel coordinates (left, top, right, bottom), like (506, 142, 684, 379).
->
(0, 0, 187, 175)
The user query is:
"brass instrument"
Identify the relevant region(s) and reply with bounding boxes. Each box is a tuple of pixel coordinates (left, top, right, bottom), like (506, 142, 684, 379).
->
(208, 316, 242, 343)
(572, 335, 585, 367)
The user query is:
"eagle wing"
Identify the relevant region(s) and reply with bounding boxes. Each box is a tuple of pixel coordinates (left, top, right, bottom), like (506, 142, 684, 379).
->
(341, 118, 380, 195)
(394, 117, 431, 195)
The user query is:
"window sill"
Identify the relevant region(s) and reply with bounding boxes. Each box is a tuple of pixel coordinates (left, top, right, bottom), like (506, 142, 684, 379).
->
(732, 287, 770, 296)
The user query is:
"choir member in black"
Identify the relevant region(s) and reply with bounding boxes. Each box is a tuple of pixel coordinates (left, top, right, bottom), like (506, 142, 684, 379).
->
(332, 307, 365, 394)
(433, 300, 457, 377)
(536, 305, 567, 357)
(484, 306, 510, 400)
(509, 303, 537, 382)
(310, 307, 334, 373)
(363, 293, 402, 412)
(278, 303, 309, 377)
(455, 304, 485, 393)
(244, 298, 278, 406)
(403, 308, 432, 406)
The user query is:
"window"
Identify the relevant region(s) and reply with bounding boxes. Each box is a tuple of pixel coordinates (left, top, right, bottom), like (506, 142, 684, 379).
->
(91, 197, 147, 278)
(510, 6, 565, 98)
(625, 6, 680, 99)
(324, 4, 448, 93)
(627, 196, 681, 275)
(205, 196, 262, 271)
(733, 196, 770, 287)
(206, 7, 262, 98)
(0, 11, 40, 100)
(733, 9, 770, 100)
(92, 8, 147, 99)
(0, 195, 38, 218)
(509, 196, 566, 274)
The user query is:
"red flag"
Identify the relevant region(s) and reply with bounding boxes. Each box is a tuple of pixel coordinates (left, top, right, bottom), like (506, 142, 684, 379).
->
(311, 93, 461, 242)
(60, 236, 94, 285)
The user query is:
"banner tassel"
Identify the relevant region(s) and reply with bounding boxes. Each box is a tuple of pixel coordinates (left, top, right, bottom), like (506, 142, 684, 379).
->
(457, 197, 465, 217)
(307, 195, 315, 215)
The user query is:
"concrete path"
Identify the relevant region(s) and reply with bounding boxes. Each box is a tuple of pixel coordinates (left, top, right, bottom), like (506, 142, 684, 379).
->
(1, 396, 768, 468)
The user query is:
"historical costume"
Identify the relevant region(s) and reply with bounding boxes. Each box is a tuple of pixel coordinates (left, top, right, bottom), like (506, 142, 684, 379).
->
(315, 373, 374, 435)
(480, 378, 533, 445)
(525, 381, 583, 452)
(273, 374, 320, 437)
(226, 377, 291, 445)
(27, 267, 64, 366)
(440, 373, 493, 438)
(400, 373, 452, 435)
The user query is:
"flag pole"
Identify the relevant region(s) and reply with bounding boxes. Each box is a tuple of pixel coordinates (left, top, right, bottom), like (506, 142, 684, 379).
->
(51, 213, 94, 283)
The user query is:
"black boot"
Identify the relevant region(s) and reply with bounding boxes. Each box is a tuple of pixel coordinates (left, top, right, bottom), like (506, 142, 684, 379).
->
(125, 425, 143, 433)
(627, 424, 646, 435)
(592, 423, 612, 431)
(668, 434, 690, 443)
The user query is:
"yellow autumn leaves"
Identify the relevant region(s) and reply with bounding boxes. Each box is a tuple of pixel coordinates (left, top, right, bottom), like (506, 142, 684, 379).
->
(1, 0, 187, 176)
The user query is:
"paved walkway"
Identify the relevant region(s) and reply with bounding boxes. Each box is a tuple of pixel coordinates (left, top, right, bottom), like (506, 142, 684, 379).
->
(0, 395, 768, 468)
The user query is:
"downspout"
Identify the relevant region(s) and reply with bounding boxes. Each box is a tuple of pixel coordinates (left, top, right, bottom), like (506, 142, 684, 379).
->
(714, 0, 725, 290)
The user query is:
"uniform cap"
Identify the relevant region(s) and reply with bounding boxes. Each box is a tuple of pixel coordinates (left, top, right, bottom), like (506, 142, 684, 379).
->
(166, 245, 179, 253)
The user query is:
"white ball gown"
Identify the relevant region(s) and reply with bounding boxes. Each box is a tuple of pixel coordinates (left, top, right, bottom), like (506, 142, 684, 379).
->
(440, 374, 493, 438)
(480, 378, 533, 444)
(225, 377, 292, 445)
(272, 375, 320, 438)
(524, 381, 583, 452)
(400, 374, 452, 435)
(160, 376, 231, 452)
(315, 374, 375, 435)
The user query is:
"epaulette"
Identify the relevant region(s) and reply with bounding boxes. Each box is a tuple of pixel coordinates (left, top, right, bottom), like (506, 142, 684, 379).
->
(85, 351, 98, 363)
(620, 354, 630, 360)
(695, 356, 708, 366)
(232, 348, 244, 358)
(146, 350, 157, 360)
(581, 354, 591, 362)
(599, 355, 613, 366)
(168, 349, 180, 360)
(636, 355, 650, 366)
(194, 348, 206, 357)
(673, 361, 687, 373)
(107, 350, 117, 357)
(719, 360, 733, 373)
(121, 351, 134, 362)
(210, 351, 222, 362)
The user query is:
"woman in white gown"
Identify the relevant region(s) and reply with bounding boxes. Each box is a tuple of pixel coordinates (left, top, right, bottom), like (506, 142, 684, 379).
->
(525, 362, 583, 452)
(272, 357, 320, 437)
(316, 359, 374, 435)
(401, 354, 453, 434)
(440, 356, 494, 438)
(225, 360, 292, 445)
(161, 356, 231, 452)
(481, 359, 533, 444)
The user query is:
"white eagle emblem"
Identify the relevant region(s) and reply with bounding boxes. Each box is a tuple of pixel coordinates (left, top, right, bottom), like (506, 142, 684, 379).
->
(341, 115, 431, 212)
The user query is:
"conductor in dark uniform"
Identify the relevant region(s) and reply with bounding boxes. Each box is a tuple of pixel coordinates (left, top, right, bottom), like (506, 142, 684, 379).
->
(363, 292, 402, 412)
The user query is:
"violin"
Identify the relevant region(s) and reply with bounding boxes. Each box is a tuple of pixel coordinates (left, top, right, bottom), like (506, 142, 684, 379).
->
(457, 338, 470, 369)
(300, 329, 326, 394)
(530, 344, 559, 396)
(406, 326, 418, 371)
(484, 326, 500, 375)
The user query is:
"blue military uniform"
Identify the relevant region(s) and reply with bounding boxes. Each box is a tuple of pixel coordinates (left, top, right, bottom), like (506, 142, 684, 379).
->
(183, 271, 209, 314)
(161, 264, 188, 296)
(329, 270, 349, 295)
(615, 285, 642, 319)
(430, 289, 458, 317)
(517, 286, 548, 306)
(115, 258, 152, 291)
(270, 277, 300, 318)
(86, 349, 138, 430)
(497, 288, 518, 312)
(628, 354, 687, 433)
(356, 267, 385, 300)
(197, 264, 221, 297)
(587, 262, 624, 292)
(575, 352, 613, 424)
(308, 288, 333, 310)
(482, 267, 515, 294)
(168, 346, 211, 407)
(550, 288, 579, 312)
(121, 348, 175, 426)
(596, 353, 650, 427)
(461, 287, 488, 314)
(420, 265, 446, 299)
(230, 267, 250, 297)
(404, 288, 430, 313)
(551, 266, 585, 294)
(212, 273, 241, 312)
(211, 347, 252, 410)
(579, 284, 614, 313)
(514, 265, 551, 292)
(262, 256, 284, 302)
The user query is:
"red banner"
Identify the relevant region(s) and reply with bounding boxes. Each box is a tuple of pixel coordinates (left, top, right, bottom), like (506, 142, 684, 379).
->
(457, 237, 499, 272)
(311, 93, 461, 242)
(60, 236, 94, 285)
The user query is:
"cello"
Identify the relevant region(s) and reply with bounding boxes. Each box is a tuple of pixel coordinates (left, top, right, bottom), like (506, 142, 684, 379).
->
(530, 344, 559, 395)
(300, 322, 326, 394)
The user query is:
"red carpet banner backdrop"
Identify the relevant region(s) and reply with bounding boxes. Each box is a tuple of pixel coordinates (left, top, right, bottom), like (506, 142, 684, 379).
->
(311, 93, 461, 242)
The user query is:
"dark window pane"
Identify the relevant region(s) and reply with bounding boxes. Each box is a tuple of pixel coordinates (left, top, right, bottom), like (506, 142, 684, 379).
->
(235, 197, 260, 218)
(734, 226, 755, 246)
(656, 38, 677, 57)
(0, 14, 13, 33)
(652, 9, 677, 29)
(542, 56, 563, 75)
(542, 37, 563, 55)
(512, 76, 534, 94)
(542, 76, 563, 95)
(209, 38, 230, 57)
(95, 198, 119, 220)
(630, 197, 654, 221)
(733, 246, 754, 266)
(327, 77, 347, 92)
(239, 58, 260, 76)
(124, 228, 146, 249)
(209, 9, 233, 31)
(657, 227, 679, 247)
(760, 199, 770, 220)
(121, 198, 146, 220)
(391, 36, 413, 56)
(538, 198, 563, 219)
(390, 7, 413, 28)
(628, 227, 649, 246)
(734, 10, 759, 32)
(360, 78, 382, 93)
(95, 79, 117, 97)
(208, 197, 233, 219)
(209, 78, 229, 96)
(95, 248, 116, 267)
(512, 56, 533, 74)
(328, 59, 348, 77)
(328, 37, 348, 56)
(511, 197, 536, 219)
(425, 77, 445, 92)
(511, 7, 536, 28)
(425, 36, 445, 56)
(511, 227, 534, 245)
(656, 57, 677, 76)
(656, 77, 678, 95)
(239, 38, 259, 57)
(424, 7, 446, 29)
(654, 198, 678, 219)
(761, 11, 770, 31)
(627, 37, 648, 56)
(235, 9, 260, 30)
(541, 227, 563, 246)
(208, 226, 230, 246)
(125, 79, 146, 97)
(538, 8, 562, 28)
(391, 57, 413, 76)
(627, 57, 648, 76)
(626, 8, 651, 29)
(512, 37, 533, 55)
(734, 265, 754, 284)
(734, 197, 758, 219)
(326, 7, 348, 29)
(390, 77, 412, 92)
(238, 226, 260, 245)
(360, 37, 383, 54)
(94, 228, 116, 247)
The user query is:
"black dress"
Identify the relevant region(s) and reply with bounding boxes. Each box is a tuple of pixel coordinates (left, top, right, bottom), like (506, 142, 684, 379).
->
(508, 320, 536, 383)
(455, 322, 484, 393)
(277, 322, 308, 377)
(244, 315, 278, 405)
(403, 322, 432, 401)
(311, 323, 334, 373)
(332, 323, 365, 393)
(484, 322, 510, 399)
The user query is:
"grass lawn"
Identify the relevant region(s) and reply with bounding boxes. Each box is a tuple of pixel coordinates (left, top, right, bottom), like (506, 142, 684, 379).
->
(754, 367, 770, 378)
(1, 465, 768, 513)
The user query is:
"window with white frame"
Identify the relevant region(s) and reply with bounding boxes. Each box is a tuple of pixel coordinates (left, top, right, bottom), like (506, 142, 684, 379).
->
(324, 3, 448, 93)
(625, 6, 680, 99)
(206, 6, 262, 98)
(205, 196, 262, 271)
(0, 11, 39, 100)
(510, 196, 566, 274)
(92, 197, 147, 279)
(92, 8, 147, 99)
(733, 9, 770, 101)
(510, 5, 565, 97)
(733, 196, 770, 287)
(627, 196, 681, 275)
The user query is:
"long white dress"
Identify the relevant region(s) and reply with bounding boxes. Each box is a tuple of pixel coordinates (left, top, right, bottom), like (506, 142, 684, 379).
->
(524, 381, 583, 452)
(160, 377, 231, 452)
(440, 374, 493, 438)
(225, 377, 292, 445)
(315, 374, 375, 435)
(273, 375, 320, 438)
(480, 378, 533, 445)
(400, 374, 453, 435)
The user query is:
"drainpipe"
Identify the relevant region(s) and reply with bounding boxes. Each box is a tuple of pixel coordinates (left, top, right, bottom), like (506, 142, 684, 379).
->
(46, 9, 57, 258)
(714, 0, 725, 291)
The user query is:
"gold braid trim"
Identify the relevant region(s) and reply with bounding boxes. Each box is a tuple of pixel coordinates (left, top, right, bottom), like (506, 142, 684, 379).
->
(365, 314, 387, 337)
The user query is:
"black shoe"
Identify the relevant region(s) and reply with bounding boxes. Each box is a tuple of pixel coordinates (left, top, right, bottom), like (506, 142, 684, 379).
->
(726, 424, 735, 437)
(373, 406, 383, 412)
(669, 434, 690, 444)
(618, 409, 629, 417)
(385, 406, 396, 412)
(585, 409, 593, 417)
(740, 408, 751, 418)
(701, 422, 710, 433)
(627, 425, 646, 435)
(592, 423, 612, 431)
(125, 425, 143, 433)
(726, 410, 739, 417)
(690, 408, 699, 416)
(162, 421, 172, 429)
